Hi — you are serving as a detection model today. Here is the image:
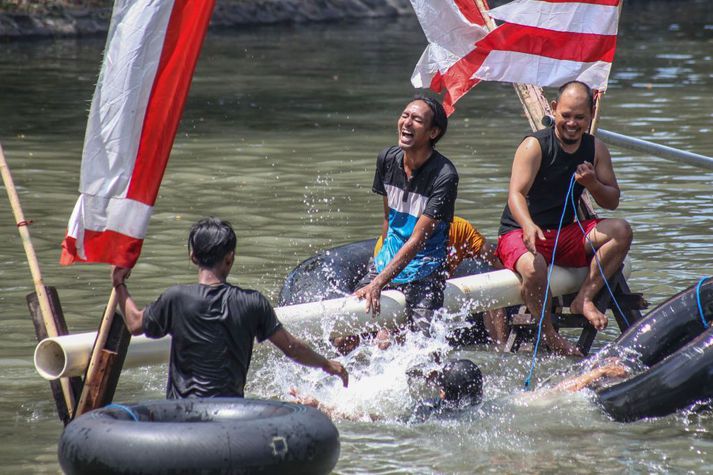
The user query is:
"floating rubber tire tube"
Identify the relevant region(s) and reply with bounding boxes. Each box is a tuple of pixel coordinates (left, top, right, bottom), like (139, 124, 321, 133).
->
(58, 398, 340, 475)
(595, 280, 713, 422)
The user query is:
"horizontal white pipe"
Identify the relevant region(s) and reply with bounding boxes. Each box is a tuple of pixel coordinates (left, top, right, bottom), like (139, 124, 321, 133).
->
(34, 261, 630, 380)
(34, 333, 170, 381)
(598, 128, 713, 170)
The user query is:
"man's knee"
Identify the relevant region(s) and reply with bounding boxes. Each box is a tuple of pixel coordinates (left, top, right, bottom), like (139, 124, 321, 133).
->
(609, 218, 633, 247)
(515, 253, 547, 283)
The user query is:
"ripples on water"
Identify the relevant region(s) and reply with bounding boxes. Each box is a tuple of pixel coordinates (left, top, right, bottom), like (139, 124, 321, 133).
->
(1, 0, 713, 472)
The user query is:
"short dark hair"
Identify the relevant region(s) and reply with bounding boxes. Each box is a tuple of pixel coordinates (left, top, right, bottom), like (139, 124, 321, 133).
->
(187, 217, 236, 268)
(412, 94, 448, 146)
(438, 359, 483, 404)
(557, 80, 595, 111)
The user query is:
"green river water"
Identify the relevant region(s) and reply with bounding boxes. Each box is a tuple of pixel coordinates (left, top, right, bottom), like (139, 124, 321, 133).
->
(1, 1, 713, 473)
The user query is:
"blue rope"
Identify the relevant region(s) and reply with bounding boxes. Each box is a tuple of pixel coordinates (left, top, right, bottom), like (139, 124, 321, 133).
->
(696, 276, 711, 329)
(524, 174, 577, 390)
(569, 187, 630, 327)
(105, 403, 139, 421)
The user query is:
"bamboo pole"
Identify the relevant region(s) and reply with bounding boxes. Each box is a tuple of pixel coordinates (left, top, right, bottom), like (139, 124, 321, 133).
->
(0, 144, 76, 416)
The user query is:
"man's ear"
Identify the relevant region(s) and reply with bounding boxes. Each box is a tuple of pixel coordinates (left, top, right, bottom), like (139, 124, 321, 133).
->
(551, 100, 558, 112)
(189, 252, 199, 265)
(225, 251, 235, 267)
(429, 127, 441, 140)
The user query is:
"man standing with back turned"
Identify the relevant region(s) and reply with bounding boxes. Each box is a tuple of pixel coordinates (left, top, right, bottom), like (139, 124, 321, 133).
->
(355, 95, 458, 337)
(112, 217, 348, 399)
(496, 81, 632, 355)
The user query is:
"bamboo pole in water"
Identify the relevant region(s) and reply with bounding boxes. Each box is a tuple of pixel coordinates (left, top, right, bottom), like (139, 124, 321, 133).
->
(0, 144, 77, 417)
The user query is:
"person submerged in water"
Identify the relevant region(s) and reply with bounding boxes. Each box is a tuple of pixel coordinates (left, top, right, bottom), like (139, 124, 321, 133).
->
(291, 359, 483, 423)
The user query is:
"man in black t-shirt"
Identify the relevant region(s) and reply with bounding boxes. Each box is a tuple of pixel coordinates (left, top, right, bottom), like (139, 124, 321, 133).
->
(112, 217, 348, 399)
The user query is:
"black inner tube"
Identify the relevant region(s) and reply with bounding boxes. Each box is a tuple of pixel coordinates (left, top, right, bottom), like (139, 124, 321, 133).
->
(58, 398, 340, 475)
(594, 280, 713, 421)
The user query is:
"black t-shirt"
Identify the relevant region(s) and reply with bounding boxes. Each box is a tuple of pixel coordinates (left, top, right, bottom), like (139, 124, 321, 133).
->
(143, 283, 282, 399)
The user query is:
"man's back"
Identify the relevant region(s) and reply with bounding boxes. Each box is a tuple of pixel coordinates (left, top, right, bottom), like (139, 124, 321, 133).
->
(143, 283, 281, 399)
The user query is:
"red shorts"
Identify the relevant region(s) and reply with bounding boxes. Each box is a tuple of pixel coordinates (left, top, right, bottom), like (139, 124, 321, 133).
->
(496, 219, 603, 271)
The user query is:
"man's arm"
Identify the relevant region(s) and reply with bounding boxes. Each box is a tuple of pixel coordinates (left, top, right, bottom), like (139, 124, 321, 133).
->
(575, 138, 620, 210)
(269, 327, 349, 387)
(111, 266, 145, 336)
(354, 214, 439, 315)
(508, 137, 545, 254)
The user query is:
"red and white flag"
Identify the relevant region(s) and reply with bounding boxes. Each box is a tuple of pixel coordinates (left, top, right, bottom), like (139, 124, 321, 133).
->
(61, 0, 215, 268)
(410, 0, 621, 115)
(472, 0, 622, 89)
(409, 0, 490, 115)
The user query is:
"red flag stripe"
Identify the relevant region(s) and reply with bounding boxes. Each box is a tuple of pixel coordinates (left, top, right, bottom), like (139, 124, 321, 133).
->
(127, 0, 215, 205)
(541, 0, 620, 6)
(61, 231, 143, 268)
(477, 23, 617, 63)
(453, 0, 489, 26)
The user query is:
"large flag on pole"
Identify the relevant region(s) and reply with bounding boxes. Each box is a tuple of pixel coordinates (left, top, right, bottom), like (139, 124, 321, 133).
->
(61, 0, 215, 268)
(409, 0, 490, 116)
(472, 0, 622, 90)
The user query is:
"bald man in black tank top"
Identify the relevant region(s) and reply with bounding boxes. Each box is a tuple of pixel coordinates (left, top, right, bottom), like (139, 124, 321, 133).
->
(496, 81, 632, 356)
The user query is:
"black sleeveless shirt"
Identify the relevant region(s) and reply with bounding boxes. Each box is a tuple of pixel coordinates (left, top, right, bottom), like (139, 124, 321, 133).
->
(499, 127, 595, 235)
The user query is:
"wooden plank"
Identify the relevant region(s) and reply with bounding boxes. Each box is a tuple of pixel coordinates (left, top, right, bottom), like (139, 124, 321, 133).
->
(75, 290, 130, 417)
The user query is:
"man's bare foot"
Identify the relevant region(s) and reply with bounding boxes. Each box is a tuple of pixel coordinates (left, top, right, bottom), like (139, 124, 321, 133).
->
(543, 332, 583, 357)
(570, 299, 608, 331)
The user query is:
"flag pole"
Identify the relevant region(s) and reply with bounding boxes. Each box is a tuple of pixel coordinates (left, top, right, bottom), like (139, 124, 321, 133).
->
(0, 144, 77, 418)
(473, 0, 551, 131)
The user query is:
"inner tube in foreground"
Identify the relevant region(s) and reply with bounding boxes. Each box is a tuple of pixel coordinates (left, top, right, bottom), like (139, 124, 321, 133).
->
(594, 280, 713, 421)
(58, 398, 340, 475)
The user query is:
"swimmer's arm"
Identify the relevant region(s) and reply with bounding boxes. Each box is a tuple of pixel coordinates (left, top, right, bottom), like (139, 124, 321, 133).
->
(552, 363, 629, 393)
(289, 388, 379, 421)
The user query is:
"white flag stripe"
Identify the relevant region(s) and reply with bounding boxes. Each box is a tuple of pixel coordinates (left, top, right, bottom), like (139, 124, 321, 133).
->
(410, 0, 488, 89)
(474, 51, 612, 90)
(489, 0, 620, 35)
(79, 0, 175, 198)
(69, 195, 153, 238)
(384, 184, 429, 217)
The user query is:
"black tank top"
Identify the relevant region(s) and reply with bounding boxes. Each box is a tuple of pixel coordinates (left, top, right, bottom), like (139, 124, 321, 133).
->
(499, 127, 594, 235)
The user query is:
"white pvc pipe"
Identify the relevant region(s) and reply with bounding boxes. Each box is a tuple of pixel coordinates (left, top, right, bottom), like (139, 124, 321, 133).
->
(34, 261, 631, 380)
(34, 333, 170, 381)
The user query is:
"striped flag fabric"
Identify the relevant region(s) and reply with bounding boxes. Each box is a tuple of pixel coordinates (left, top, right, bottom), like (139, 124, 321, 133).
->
(409, 0, 490, 115)
(472, 0, 622, 90)
(60, 0, 215, 268)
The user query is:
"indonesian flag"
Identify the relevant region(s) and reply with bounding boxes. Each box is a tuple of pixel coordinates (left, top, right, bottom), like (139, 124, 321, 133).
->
(409, 0, 490, 115)
(472, 0, 622, 89)
(60, 0, 215, 268)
